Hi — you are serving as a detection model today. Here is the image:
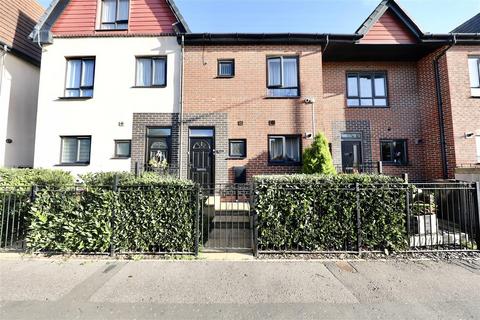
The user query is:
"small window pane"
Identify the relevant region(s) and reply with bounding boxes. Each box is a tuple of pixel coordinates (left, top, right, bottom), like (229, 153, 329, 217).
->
(147, 128, 171, 137)
(359, 74, 373, 98)
(118, 0, 129, 21)
(78, 139, 91, 162)
(219, 61, 234, 77)
(229, 140, 246, 157)
(468, 58, 480, 88)
(61, 138, 77, 163)
(268, 88, 299, 97)
(115, 141, 131, 157)
(269, 138, 284, 161)
(374, 74, 386, 96)
(102, 0, 117, 23)
(66, 60, 81, 89)
(136, 58, 152, 86)
(267, 58, 281, 87)
(347, 75, 358, 97)
(347, 99, 360, 106)
(283, 58, 298, 87)
(81, 60, 94, 87)
(153, 58, 166, 86)
(360, 98, 373, 106)
(189, 129, 214, 137)
(65, 89, 80, 97)
(285, 137, 300, 162)
(374, 98, 387, 106)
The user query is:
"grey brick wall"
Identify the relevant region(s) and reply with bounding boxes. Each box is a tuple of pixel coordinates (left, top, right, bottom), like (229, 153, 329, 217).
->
(331, 120, 373, 166)
(131, 113, 179, 172)
(181, 113, 228, 184)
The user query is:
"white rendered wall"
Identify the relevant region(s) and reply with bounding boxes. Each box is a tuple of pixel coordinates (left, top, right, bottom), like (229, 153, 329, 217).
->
(0, 53, 39, 168)
(34, 37, 180, 175)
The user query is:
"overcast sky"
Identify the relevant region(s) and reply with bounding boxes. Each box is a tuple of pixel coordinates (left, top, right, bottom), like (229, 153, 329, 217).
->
(37, 0, 480, 34)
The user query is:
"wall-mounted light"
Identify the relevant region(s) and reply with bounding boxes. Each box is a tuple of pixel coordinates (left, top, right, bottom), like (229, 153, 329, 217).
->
(305, 132, 313, 139)
(118, 122, 124, 127)
(415, 139, 423, 144)
(5, 138, 12, 144)
(465, 132, 474, 139)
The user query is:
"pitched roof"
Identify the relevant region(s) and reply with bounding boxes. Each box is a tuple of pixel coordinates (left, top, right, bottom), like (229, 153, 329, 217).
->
(0, 0, 44, 64)
(30, 0, 190, 44)
(452, 13, 480, 33)
(355, 0, 423, 39)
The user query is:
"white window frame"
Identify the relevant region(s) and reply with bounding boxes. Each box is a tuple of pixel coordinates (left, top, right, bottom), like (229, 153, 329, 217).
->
(468, 56, 480, 97)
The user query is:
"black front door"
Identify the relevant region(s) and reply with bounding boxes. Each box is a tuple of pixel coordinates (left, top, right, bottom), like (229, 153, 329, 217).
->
(341, 141, 363, 173)
(189, 137, 214, 185)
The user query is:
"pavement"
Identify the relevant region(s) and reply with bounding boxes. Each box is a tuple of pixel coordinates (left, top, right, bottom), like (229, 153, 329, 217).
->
(1, 255, 480, 319)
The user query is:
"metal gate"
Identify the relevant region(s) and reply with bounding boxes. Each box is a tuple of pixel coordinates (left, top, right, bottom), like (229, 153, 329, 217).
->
(200, 184, 254, 251)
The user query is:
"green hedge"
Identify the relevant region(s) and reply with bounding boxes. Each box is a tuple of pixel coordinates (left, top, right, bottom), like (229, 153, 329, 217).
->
(0, 168, 74, 188)
(26, 172, 198, 253)
(253, 174, 408, 251)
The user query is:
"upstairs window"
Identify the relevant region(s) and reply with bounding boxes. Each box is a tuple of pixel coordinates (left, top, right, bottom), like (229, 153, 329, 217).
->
(101, 0, 129, 30)
(61, 136, 91, 165)
(65, 58, 95, 98)
(136, 57, 167, 87)
(380, 139, 408, 165)
(468, 57, 480, 96)
(268, 135, 301, 164)
(347, 72, 388, 107)
(218, 60, 235, 77)
(267, 56, 299, 97)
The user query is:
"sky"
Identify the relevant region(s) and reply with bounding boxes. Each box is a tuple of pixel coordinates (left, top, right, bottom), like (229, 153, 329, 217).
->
(37, 0, 480, 34)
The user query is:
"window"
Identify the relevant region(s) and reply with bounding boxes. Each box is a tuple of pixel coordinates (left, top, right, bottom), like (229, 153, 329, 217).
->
(100, 0, 129, 30)
(380, 140, 408, 165)
(114, 140, 131, 158)
(268, 135, 301, 164)
(147, 128, 171, 165)
(476, 135, 480, 163)
(136, 57, 167, 87)
(347, 72, 388, 107)
(218, 60, 235, 77)
(61, 136, 91, 164)
(229, 139, 246, 158)
(267, 56, 299, 97)
(65, 58, 95, 98)
(468, 57, 480, 96)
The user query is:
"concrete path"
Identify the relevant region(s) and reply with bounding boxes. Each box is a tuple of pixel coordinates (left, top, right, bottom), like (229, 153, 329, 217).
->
(1, 256, 479, 319)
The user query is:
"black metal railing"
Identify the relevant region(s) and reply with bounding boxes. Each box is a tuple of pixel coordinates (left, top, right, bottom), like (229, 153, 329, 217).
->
(1, 180, 479, 255)
(333, 161, 383, 174)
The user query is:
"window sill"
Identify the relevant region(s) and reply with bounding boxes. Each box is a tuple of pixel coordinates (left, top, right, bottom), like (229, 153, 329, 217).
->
(228, 156, 246, 160)
(347, 106, 390, 109)
(131, 85, 167, 89)
(264, 96, 301, 100)
(268, 162, 302, 167)
(381, 162, 409, 167)
(57, 96, 93, 101)
(216, 75, 235, 79)
(55, 163, 90, 167)
(95, 28, 128, 32)
(111, 157, 131, 160)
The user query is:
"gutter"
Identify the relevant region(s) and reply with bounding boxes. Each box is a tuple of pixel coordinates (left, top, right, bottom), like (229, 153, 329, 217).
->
(433, 34, 456, 179)
(178, 34, 185, 178)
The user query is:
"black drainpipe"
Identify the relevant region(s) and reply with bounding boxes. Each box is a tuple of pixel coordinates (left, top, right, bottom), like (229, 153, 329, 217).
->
(433, 34, 456, 179)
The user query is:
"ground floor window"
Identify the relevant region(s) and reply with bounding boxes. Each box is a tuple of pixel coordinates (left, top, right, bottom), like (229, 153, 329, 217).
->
(60, 136, 91, 164)
(380, 139, 408, 165)
(229, 139, 246, 158)
(147, 128, 171, 167)
(114, 140, 131, 158)
(268, 135, 301, 164)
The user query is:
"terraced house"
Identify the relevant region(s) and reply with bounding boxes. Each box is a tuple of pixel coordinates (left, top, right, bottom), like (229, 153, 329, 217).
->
(30, 0, 480, 183)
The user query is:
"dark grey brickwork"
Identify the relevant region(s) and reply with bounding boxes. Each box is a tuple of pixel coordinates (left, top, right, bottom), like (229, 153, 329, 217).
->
(131, 112, 228, 184)
(131, 113, 179, 172)
(331, 120, 373, 166)
(181, 113, 228, 184)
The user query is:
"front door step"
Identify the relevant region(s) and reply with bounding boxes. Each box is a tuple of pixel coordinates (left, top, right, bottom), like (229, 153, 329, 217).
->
(205, 196, 250, 211)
